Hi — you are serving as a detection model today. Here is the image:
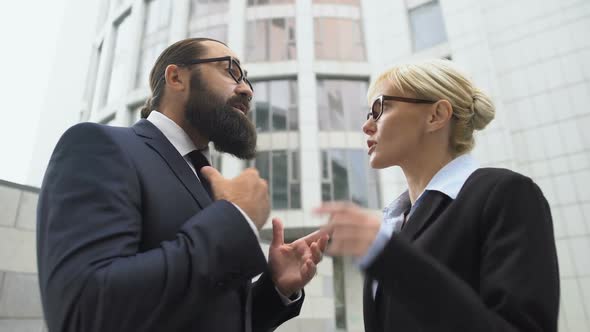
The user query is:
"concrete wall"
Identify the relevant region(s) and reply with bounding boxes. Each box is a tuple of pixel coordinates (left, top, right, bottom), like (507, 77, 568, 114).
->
(0, 180, 44, 332)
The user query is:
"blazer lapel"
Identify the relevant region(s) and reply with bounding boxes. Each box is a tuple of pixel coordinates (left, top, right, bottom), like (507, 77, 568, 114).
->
(363, 277, 379, 332)
(400, 191, 451, 241)
(133, 120, 212, 209)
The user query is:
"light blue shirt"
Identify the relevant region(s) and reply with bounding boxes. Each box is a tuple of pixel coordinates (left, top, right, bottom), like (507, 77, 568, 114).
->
(356, 154, 480, 297)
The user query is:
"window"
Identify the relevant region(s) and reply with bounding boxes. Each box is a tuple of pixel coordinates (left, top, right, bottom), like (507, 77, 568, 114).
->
(317, 79, 368, 131)
(84, 43, 103, 118)
(315, 18, 365, 61)
(189, 25, 228, 44)
(248, 0, 294, 5)
(136, 0, 172, 88)
(321, 149, 380, 209)
(190, 0, 229, 17)
(314, 0, 359, 4)
(333, 256, 347, 329)
(246, 18, 296, 62)
(250, 80, 298, 132)
(408, 0, 448, 51)
(250, 150, 301, 209)
(104, 12, 134, 106)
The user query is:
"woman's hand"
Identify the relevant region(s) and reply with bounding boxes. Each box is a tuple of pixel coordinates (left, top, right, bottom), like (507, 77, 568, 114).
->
(314, 202, 381, 257)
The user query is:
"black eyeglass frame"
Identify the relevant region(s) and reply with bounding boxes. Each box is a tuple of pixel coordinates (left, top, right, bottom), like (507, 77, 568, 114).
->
(367, 95, 436, 121)
(178, 56, 253, 92)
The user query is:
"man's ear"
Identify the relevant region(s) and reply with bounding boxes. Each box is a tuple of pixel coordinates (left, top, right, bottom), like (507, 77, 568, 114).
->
(426, 99, 453, 133)
(164, 64, 188, 92)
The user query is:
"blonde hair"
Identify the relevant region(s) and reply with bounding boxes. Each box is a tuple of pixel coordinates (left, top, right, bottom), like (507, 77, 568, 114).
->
(367, 59, 495, 155)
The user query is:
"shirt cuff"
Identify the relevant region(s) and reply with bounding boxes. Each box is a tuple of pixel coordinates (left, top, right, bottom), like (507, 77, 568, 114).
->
(356, 220, 395, 270)
(230, 203, 260, 239)
(275, 287, 302, 305)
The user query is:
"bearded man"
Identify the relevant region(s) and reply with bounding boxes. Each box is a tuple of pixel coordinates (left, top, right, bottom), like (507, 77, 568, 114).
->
(37, 38, 327, 332)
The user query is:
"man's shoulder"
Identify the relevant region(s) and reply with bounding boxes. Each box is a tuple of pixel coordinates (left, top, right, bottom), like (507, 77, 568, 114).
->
(59, 122, 134, 145)
(64, 121, 131, 136)
(50, 122, 139, 161)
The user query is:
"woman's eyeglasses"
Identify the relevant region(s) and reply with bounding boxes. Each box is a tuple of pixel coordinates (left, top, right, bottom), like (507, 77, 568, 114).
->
(367, 95, 436, 121)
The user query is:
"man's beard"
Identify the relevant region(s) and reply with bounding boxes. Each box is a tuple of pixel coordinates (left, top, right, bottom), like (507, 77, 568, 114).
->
(184, 73, 257, 159)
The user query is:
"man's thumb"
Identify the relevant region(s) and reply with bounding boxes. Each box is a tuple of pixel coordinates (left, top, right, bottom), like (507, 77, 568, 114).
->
(199, 166, 222, 182)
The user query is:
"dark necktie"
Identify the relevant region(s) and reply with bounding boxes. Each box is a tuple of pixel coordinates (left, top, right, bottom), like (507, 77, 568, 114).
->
(187, 150, 213, 198)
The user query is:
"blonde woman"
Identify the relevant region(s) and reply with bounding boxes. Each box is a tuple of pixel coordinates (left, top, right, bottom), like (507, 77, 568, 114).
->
(315, 60, 559, 332)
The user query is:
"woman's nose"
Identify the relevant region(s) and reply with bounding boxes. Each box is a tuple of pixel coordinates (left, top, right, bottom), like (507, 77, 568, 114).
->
(362, 118, 376, 135)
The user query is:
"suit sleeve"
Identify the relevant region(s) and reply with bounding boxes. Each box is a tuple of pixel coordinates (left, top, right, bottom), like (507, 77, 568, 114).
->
(251, 272, 305, 332)
(366, 174, 560, 331)
(37, 123, 268, 331)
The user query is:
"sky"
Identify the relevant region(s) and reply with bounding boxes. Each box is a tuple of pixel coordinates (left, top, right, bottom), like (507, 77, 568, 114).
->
(0, 0, 67, 185)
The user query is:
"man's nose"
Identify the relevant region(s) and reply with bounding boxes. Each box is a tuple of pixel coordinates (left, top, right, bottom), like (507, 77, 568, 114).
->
(235, 80, 253, 100)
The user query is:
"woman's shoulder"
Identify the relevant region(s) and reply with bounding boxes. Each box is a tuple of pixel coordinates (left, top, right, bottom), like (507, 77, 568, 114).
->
(463, 167, 537, 192)
(471, 167, 529, 179)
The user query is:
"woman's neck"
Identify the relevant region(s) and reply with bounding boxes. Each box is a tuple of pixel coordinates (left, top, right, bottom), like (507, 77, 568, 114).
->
(401, 146, 455, 205)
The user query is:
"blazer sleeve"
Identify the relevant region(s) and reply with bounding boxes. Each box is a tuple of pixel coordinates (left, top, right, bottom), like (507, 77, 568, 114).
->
(366, 173, 560, 331)
(37, 123, 268, 331)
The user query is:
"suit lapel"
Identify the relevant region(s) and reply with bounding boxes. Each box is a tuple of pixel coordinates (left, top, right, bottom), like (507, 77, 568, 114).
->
(133, 120, 212, 209)
(243, 281, 252, 332)
(400, 191, 451, 241)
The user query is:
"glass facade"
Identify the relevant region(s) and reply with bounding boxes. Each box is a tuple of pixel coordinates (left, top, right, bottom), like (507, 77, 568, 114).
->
(188, 0, 228, 42)
(245, 18, 296, 62)
(333, 256, 347, 329)
(408, 0, 448, 51)
(189, 24, 228, 43)
(321, 149, 380, 209)
(104, 13, 134, 106)
(317, 79, 368, 131)
(251, 150, 301, 209)
(314, 0, 359, 4)
(136, 0, 172, 88)
(251, 79, 298, 132)
(314, 18, 365, 61)
(248, 0, 294, 5)
(189, 0, 229, 17)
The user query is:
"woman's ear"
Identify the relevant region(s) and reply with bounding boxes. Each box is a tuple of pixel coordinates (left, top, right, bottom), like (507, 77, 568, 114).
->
(426, 99, 453, 133)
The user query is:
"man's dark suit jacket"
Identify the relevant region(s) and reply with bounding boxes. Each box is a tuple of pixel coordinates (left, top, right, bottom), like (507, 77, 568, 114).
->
(363, 168, 560, 332)
(37, 120, 303, 332)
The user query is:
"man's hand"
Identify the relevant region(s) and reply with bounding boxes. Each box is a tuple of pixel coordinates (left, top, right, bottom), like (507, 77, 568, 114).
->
(200, 166, 270, 229)
(268, 218, 329, 298)
(314, 202, 381, 257)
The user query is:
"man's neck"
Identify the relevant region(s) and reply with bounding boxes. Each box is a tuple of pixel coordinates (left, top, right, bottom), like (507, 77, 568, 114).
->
(160, 108, 208, 149)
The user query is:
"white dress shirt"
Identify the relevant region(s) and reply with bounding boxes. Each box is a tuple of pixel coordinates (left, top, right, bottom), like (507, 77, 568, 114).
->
(146, 111, 300, 304)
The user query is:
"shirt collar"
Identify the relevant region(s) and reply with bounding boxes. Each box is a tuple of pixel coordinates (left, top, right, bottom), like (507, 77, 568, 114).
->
(384, 154, 479, 220)
(423, 154, 479, 200)
(146, 111, 206, 158)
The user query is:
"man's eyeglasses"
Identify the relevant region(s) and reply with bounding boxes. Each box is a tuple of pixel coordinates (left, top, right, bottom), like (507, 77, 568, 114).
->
(367, 95, 436, 121)
(179, 56, 253, 92)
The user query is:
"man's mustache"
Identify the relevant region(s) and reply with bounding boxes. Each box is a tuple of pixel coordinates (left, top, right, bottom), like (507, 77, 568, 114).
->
(227, 95, 251, 111)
